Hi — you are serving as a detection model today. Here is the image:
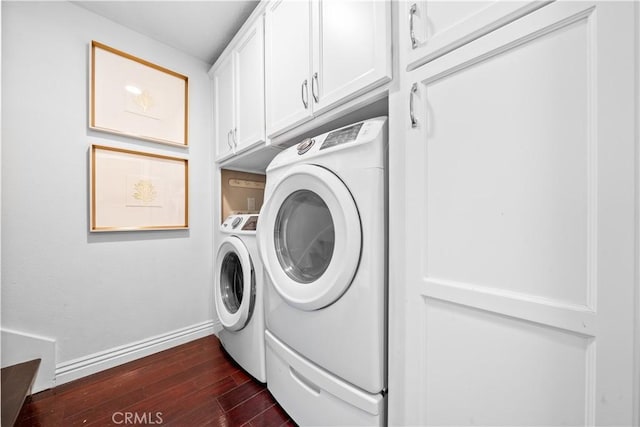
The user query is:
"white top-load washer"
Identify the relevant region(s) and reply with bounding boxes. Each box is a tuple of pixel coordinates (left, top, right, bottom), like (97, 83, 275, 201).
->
(258, 117, 387, 425)
(215, 214, 266, 382)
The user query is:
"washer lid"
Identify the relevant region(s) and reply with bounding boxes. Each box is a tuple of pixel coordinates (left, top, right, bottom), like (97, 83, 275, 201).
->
(258, 164, 361, 311)
(215, 236, 255, 331)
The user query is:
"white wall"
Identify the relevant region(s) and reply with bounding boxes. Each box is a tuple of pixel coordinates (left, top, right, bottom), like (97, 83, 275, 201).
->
(1, 1, 216, 384)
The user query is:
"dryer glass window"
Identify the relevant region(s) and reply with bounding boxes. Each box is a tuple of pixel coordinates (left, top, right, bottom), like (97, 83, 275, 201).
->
(220, 252, 244, 313)
(274, 190, 335, 283)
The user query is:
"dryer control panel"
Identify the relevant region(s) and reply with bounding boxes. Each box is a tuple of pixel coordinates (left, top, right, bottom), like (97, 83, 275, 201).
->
(320, 122, 363, 150)
(266, 116, 387, 173)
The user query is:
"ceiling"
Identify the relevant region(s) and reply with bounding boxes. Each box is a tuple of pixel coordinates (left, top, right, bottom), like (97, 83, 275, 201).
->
(73, 1, 260, 65)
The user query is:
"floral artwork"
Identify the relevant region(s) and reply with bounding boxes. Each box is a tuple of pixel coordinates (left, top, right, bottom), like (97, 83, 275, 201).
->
(124, 84, 161, 120)
(91, 41, 189, 146)
(91, 145, 188, 231)
(126, 176, 162, 207)
(133, 180, 157, 203)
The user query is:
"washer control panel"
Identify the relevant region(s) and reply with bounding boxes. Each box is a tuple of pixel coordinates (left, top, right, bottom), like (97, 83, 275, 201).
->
(242, 215, 258, 231)
(221, 215, 259, 232)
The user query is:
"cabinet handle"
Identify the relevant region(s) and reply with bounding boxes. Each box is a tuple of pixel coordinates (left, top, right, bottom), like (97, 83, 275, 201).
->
(227, 130, 233, 149)
(233, 128, 238, 147)
(409, 3, 419, 49)
(410, 83, 418, 128)
(311, 72, 319, 103)
(301, 79, 309, 109)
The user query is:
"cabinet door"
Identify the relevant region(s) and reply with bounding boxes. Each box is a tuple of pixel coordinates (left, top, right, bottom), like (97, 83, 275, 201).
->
(213, 53, 235, 161)
(234, 16, 266, 154)
(311, 0, 391, 114)
(402, 0, 548, 71)
(390, 1, 637, 425)
(265, 0, 313, 138)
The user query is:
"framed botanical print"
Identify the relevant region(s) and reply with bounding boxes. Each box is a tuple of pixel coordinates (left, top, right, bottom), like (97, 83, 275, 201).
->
(90, 41, 189, 147)
(90, 145, 188, 231)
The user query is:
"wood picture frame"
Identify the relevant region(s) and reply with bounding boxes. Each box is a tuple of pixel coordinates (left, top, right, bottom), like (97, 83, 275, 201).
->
(90, 41, 189, 147)
(90, 145, 189, 232)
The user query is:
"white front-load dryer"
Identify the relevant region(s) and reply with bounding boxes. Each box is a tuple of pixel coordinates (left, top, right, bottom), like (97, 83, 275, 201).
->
(258, 117, 387, 425)
(215, 214, 265, 383)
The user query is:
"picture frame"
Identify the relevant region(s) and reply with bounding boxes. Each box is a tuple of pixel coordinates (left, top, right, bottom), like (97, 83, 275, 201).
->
(90, 41, 189, 147)
(90, 145, 189, 232)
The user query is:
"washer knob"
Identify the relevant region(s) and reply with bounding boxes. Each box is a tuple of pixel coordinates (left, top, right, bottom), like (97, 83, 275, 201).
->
(231, 217, 242, 229)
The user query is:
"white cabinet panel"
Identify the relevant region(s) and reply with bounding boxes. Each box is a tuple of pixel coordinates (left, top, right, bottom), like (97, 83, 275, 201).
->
(423, 299, 590, 426)
(312, 0, 391, 114)
(390, 1, 637, 425)
(213, 54, 235, 160)
(423, 16, 591, 306)
(265, 0, 313, 137)
(402, 0, 548, 70)
(235, 17, 266, 152)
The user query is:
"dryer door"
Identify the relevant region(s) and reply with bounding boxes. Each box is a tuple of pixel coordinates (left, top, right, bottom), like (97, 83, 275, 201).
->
(258, 164, 362, 311)
(215, 236, 255, 331)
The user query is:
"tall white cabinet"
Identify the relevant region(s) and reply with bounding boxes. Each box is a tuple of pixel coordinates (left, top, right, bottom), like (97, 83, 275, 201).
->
(265, 0, 391, 138)
(389, 1, 639, 425)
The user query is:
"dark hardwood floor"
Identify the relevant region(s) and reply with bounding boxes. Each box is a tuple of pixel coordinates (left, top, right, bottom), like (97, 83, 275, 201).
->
(15, 335, 293, 427)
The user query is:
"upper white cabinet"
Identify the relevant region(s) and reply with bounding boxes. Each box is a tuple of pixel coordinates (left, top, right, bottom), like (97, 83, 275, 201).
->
(265, 0, 391, 138)
(213, 16, 266, 161)
(402, 0, 548, 71)
(264, 0, 313, 138)
(312, 1, 392, 112)
(213, 54, 235, 160)
(234, 17, 266, 153)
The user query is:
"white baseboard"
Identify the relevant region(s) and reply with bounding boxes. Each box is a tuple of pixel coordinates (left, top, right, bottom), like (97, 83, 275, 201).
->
(212, 319, 223, 335)
(1, 328, 56, 393)
(55, 320, 215, 386)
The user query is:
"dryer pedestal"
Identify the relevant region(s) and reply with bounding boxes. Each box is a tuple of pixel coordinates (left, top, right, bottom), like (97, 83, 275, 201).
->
(265, 331, 384, 426)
